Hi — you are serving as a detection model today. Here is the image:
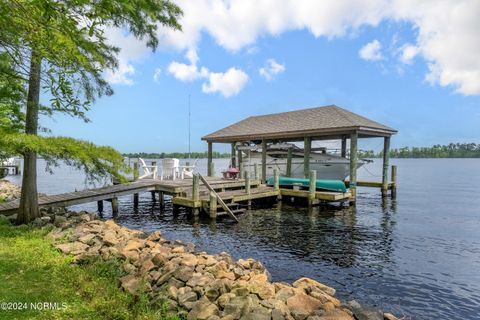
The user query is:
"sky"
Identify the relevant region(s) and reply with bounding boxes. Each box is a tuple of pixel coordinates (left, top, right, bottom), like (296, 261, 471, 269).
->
(42, 0, 480, 154)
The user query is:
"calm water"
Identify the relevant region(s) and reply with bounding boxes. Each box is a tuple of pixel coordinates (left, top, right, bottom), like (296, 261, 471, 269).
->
(6, 158, 480, 319)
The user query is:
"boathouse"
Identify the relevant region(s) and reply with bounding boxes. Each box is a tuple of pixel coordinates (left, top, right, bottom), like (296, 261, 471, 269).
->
(202, 105, 397, 202)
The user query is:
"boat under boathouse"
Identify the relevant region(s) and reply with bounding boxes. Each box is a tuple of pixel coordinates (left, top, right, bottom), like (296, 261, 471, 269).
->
(202, 105, 398, 202)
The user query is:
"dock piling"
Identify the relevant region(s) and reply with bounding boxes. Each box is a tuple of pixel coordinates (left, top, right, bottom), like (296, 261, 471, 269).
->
(261, 140, 267, 182)
(111, 197, 119, 217)
(349, 132, 358, 205)
(381, 137, 391, 197)
(391, 165, 397, 199)
(245, 172, 251, 195)
(97, 200, 103, 213)
(254, 163, 259, 180)
(209, 192, 217, 218)
(308, 170, 316, 206)
(286, 147, 293, 177)
(304, 137, 311, 178)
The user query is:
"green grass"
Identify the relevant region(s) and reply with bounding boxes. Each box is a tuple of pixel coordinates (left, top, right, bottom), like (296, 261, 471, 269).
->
(0, 220, 182, 320)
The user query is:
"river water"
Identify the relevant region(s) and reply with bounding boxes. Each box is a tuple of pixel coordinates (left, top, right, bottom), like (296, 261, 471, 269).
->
(5, 158, 480, 319)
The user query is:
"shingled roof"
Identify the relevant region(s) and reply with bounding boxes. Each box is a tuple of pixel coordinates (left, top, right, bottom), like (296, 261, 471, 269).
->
(202, 105, 397, 143)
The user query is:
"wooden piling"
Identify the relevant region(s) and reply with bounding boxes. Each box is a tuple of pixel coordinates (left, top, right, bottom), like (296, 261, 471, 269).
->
(207, 142, 213, 176)
(133, 193, 139, 207)
(159, 192, 164, 208)
(349, 132, 358, 204)
(239, 163, 244, 180)
(304, 137, 311, 178)
(391, 165, 397, 199)
(254, 163, 260, 180)
(209, 162, 215, 178)
(151, 191, 156, 202)
(231, 143, 236, 168)
(273, 169, 280, 191)
(381, 136, 391, 197)
(237, 149, 243, 170)
(209, 192, 217, 218)
(245, 172, 251, 195)
(286, 147, 293, 177)
(309, 170, 316, 206)
(97, 200, 103, 213)
(192, 174, 199, 201)
(261, 140, 267, 182)
(111, 197, 119, 217)
(341, 136, 347, 158)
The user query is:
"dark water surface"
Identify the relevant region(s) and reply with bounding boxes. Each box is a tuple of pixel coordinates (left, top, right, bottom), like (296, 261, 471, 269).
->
(6, 158, 480, 319)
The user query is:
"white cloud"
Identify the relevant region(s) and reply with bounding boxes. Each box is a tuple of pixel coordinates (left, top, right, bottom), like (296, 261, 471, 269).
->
(259, 59, 285, 81)
(153, 68, 162, 82)
(400, 44, 419, 64)
(103, 1, 480, 95)
(202, 68, 249, 97)
(152, 0, 480, 96)
(359, 40, 383, 61)
(167, 50, 248, 97)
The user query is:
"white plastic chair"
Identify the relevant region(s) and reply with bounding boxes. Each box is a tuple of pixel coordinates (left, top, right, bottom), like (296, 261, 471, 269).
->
(161, 158, 180, 180)
(138, 158, 158, 180)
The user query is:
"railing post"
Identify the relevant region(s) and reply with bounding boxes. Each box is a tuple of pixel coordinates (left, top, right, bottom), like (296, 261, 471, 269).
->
(133, 162, 139, 181)
(239, 162, 244, 180)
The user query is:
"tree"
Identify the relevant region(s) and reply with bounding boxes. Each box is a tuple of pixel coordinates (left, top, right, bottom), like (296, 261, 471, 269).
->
(0, 1, 182, 224)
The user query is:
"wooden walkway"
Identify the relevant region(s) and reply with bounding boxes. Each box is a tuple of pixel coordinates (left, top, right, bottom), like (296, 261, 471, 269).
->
(0, 176, 352, 218)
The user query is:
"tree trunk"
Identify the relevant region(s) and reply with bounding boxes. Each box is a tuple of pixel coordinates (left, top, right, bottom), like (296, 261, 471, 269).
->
(17, 51, 41, 225)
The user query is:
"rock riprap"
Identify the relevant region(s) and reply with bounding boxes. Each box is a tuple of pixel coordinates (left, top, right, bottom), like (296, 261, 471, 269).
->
(0, 179, 21, 201)
(45, 213, 399, 320)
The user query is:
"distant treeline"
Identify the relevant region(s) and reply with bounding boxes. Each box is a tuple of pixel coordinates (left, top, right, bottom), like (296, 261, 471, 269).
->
(359, 143, 480, 158)
(123, 152, 231, 159)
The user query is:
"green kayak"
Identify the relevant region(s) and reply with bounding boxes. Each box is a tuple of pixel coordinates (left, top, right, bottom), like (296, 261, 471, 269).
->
(266, 176, 347, 193)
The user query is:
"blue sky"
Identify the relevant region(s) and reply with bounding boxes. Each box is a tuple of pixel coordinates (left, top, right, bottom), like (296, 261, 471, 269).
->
(42, 1, 480, 153)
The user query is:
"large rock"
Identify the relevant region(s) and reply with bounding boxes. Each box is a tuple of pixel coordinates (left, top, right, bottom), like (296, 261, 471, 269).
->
(188, 300, 219, 320)
(120, 274, 141, 295)
(180, 253, 199, 267)
(312, 309, 354, 320)
(186, 272, 215, 288)
(55, 241, 88, 255)
(286, 293, 323, 320)
(124, 239, 144, 251)
(178, 291, 198, 310)
(293, 278, 336, 296)
(103, 230, 119, 246)
(248, 280, 276, 300)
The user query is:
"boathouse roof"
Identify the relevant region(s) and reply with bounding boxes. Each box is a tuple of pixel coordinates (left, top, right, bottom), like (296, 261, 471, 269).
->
(202, 105, 397, 143)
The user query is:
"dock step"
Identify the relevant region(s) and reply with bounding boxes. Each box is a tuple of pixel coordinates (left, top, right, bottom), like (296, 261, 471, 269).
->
(217, 208, 246, 217)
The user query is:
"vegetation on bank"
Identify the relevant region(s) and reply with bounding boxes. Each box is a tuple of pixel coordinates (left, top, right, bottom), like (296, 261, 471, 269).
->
(0, 220, 181, 320)
(359, 142, 480, 158)
(123, 152, 231, 159)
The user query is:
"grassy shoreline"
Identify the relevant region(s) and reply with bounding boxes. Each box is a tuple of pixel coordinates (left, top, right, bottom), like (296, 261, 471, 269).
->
(0, 220, 180, 320)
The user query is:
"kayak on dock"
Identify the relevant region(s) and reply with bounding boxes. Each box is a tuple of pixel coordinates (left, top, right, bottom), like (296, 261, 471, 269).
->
(266, 176, 347, 193)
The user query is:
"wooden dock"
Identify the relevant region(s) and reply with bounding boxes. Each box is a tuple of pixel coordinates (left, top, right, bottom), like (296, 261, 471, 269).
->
(0, 173, 354, 220)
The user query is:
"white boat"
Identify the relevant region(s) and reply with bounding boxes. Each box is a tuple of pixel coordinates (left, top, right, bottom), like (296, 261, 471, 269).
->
(239, 144, 369, 180)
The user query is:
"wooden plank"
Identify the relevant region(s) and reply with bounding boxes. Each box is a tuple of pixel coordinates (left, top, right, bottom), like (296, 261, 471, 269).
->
(197, 173, 239, 222)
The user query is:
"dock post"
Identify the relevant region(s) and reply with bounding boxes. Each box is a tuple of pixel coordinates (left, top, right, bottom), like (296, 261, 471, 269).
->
(237, 148, 243, 170)
(133, 193, 139, 208)
(97, 200, 103, 213)
(349, 132, 358, 205)
(391, 165, 397, 199)
(159, 192, 164, 209)
(207, 142, 213, 176)
(245, 172, 251, 195)
(341, 136, 347, 158)
(209, 161, 215, 178)
(231, 143, 236, 168)
(239, 163, 244, 180)
(381, 136, 391, 197)
(309, 170, 316, 206)
(304, 137, 311, 178)
(261, 140, 267, 182)
(254, 163, 259, 180)
(151, 191, 156, 202)
(273, 169, 280, 191)
(192, 174, 200, 201)
(286, 147, 293, 177)
(209, 192, 217, 219)
(111, 197, 119, 217)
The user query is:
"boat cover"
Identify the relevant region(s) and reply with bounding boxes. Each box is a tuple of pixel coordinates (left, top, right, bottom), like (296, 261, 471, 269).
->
(266, 176, 347, 193)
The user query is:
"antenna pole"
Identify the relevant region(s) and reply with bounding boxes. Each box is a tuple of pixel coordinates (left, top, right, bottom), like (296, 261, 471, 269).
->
(188, 94, 191, 160)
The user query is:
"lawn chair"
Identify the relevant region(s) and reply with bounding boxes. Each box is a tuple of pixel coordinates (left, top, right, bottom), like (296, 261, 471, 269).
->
(161, 158, 180, 180)
(138, 158, 158, 180)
